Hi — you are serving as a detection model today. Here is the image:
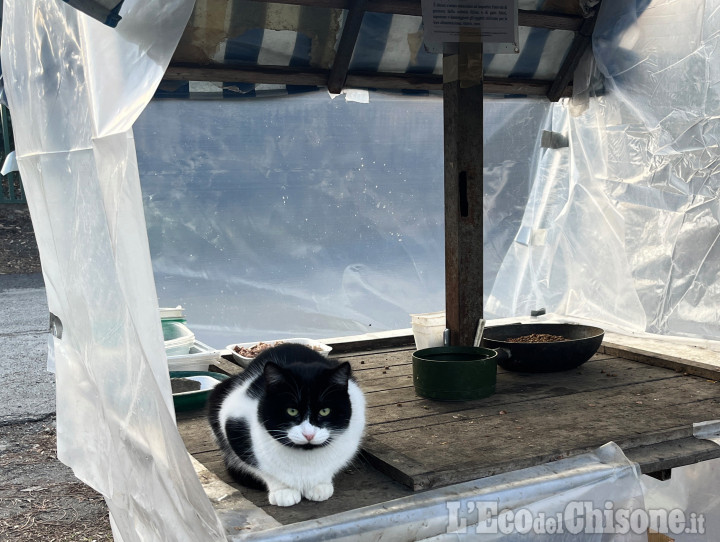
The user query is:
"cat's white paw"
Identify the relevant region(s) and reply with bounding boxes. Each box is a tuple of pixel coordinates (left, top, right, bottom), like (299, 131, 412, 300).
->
(268, 488, 302, 507)
(304, 483, 334, 502)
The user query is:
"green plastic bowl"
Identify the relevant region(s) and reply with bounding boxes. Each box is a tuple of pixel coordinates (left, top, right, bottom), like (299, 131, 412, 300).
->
(170, 371, 229, 412)
(412, 347, 498, 401)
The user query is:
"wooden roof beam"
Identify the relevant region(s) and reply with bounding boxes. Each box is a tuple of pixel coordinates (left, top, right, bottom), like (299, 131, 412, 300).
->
(546, 10, 598, 102)
(327, 0, 367, 93)
(164, 63, 571, 97)
(165, 63, 330, 87)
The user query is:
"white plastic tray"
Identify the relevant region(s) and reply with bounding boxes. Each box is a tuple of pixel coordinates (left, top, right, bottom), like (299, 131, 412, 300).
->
(170, 374, 221, 396)
(163, 321, 195, 356)
(168, 340, 221, 372)
(226, 338, 332, 367)
(160, 305, 186, 321)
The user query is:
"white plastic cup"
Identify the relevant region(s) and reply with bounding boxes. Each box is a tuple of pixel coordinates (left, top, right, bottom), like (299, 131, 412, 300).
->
(410, 311, 446, 350)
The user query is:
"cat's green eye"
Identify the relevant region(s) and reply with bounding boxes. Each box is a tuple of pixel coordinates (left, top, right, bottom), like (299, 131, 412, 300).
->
(319, 407, 331, 417)
(286, 407, 299, 417)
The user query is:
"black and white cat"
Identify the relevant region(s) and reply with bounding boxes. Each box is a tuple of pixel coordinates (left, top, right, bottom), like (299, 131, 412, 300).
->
(208, 343, 365, 507)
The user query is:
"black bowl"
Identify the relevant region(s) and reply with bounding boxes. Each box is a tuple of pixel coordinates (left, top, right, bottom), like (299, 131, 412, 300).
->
(481, 323, 604, 373)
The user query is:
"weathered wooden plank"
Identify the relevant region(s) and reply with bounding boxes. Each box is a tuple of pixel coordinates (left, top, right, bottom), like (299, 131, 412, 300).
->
(353, 360, 414, 378)
(165, 63, 329, 86)
(177, 411, 218, 455)
(349, 349, 623, 377)
(358, 357, 686, 416)
(600, 343, 720, 381)
(351, 353, 628, 394)
(484, 76, 570, 97)
(335, 346, 417, 370)
(210, 356, 245, 376)
(327, 334, 415, 354)
(340, 347, 615, 374)
(624, 436, 720, 475)
(193, 450, 234, 485)
(191, 448, 414, 525)
(363, 367, 708, 431)
(363, 377, 720, 489)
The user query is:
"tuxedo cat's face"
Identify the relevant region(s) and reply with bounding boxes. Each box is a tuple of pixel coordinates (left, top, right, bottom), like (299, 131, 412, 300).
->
(259, 361, 353, 448)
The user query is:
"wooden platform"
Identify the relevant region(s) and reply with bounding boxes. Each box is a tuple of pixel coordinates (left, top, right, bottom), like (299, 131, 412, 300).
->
(178, 342, 720, 525)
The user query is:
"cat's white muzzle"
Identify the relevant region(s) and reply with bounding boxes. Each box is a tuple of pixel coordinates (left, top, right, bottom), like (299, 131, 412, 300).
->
(288, 421, 330, 446)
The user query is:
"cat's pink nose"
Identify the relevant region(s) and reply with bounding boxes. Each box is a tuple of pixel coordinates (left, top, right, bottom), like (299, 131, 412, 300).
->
(302, 430, 316, 442)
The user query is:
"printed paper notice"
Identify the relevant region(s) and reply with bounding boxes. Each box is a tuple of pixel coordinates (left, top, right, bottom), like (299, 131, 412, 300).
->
(421, 0, 517, 46)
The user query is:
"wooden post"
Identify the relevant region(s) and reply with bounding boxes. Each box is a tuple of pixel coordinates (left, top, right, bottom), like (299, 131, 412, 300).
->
(443, 42, 483, 346)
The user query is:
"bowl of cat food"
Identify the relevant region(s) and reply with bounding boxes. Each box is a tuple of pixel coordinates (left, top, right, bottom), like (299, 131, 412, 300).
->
(412, 346, 502, 401)
(481, 323, 604, 372)
(170, 371, 229, 412)
(227, 338, 332, 367)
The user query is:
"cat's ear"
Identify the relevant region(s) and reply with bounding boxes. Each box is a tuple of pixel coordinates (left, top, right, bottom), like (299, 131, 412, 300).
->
(263, 362, 285, 387)
(329, 362, 351, 387)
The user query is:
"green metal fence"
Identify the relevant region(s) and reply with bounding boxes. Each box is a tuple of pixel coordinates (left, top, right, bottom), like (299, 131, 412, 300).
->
(0, 105, 25, 204)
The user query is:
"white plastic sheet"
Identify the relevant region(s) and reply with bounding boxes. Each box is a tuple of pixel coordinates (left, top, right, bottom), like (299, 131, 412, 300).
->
(133, 93, 558, 347)
(641, 458, 720, 541)
(2, 0, 225, 540)
(231, 442, 649, 542)
(486, 0, 720, 342)
(1, 149, 17, 175)
(135, 93, 447, 346)
(137, 0, 720, 346)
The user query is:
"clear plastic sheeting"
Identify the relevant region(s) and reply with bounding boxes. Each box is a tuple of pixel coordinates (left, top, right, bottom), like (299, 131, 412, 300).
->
(485, 0, 720, 342)
(1, 0, 225, 540)
(134, 94, 554, 348)
(693, 420, 720, 447)
(233, 442, 648, 542)
(641, 458, 720, 541)
(140, 0, 720, 348)
(135, 93, 447, 346)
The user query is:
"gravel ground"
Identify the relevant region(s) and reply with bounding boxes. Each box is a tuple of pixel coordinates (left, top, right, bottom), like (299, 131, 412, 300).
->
(1, 204, 113, 541)
(0, 205, 41, 275)
(0, 418, 112, 542)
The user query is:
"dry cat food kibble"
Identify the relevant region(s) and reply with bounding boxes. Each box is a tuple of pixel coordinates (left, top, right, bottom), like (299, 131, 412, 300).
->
(506, 333, 568, 343)
(233, 340, 326, 358)
(233, 341, 277, 357)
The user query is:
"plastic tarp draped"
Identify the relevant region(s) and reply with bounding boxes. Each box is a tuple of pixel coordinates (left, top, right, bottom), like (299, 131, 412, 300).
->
(486, 0, 720, 344)
(134, 94, 555, 348)
(135, 92, 447, 346)
(1, 0, 225, 540)
(136, 0, 720, 349)
(233, 442, 649, 542)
